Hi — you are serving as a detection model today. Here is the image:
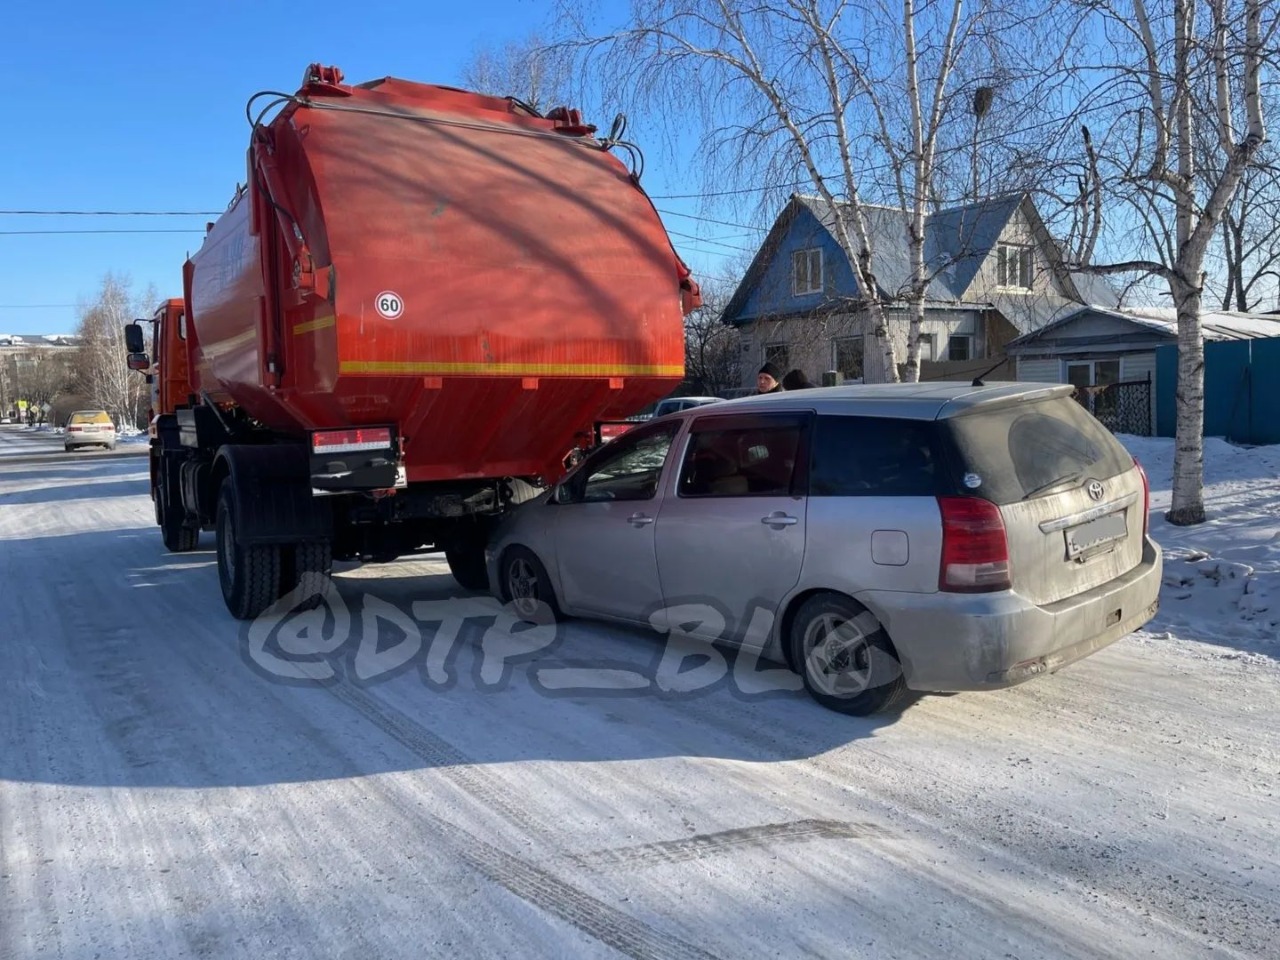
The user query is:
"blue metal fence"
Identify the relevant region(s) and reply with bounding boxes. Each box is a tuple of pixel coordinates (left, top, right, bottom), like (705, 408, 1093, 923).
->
(1156, 336, 1280, 444)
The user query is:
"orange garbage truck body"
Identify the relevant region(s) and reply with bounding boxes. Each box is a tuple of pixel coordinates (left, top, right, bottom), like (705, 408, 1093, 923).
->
(132, 64, 697, 618)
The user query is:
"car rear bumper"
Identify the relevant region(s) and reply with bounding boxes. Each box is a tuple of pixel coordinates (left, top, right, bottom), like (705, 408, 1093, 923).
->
(860, 537, 1163, 692)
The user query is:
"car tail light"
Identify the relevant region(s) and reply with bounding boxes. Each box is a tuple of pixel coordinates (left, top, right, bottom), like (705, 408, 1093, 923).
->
(311, 427, 393, 454)
(68, 426, 83, 432)
(1133, 457, 1150, 539)
(938, 496, 1011, 593)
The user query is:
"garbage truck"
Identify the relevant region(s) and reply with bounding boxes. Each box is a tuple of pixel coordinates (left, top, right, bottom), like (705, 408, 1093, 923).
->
(127, 63, 698, 619)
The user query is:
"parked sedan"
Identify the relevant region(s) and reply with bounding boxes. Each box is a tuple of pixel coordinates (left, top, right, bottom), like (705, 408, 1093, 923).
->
(64, 410, 117, 451)
(488, 382, 1162, 715)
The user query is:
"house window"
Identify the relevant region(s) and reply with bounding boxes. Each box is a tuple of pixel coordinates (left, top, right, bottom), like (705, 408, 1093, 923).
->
(947, 335, 973, 362)
(833, 337, 864, 381)
(997, 244, 1034, 290)
(917, 333, 936, 361)
(763, 343, 789, 372)
(792, 248, 823, 295)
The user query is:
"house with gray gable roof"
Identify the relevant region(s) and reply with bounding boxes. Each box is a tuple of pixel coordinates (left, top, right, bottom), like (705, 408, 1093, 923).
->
(720, 192, 1114, 388)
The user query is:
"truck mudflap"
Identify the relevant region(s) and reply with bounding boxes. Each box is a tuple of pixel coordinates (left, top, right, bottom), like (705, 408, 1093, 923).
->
(216, 444, 333, 546)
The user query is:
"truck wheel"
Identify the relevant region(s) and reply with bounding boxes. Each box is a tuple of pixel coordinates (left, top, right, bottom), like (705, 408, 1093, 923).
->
(155, 476, 198, 553)
(789, 593, 907, 716)
(280, 541, 333, 611)
(215, 480, 281, 620)
(445, 541, 489, 592)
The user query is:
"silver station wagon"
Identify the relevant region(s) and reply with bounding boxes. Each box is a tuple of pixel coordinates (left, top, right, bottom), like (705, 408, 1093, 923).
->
(487, 383, 1162, 715)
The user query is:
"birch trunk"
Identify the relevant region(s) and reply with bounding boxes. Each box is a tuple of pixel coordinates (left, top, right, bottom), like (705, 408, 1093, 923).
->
(1169, 277, 1206, 524)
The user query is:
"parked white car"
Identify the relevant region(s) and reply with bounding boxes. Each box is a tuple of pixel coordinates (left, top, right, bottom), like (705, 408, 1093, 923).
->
(64, 410, 118, 451)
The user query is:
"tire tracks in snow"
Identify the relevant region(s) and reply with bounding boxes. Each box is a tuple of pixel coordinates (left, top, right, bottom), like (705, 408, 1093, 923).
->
(322, 679, 721, 960)
(564, 819, 891, 870)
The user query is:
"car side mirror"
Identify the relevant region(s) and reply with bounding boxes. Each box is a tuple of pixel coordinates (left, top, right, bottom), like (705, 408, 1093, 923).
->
(124, 322, 146, 354)
(127, 352, 150, 371)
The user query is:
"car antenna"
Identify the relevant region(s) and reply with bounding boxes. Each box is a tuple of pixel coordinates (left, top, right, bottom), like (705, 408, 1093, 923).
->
(971, 377, 985, 387)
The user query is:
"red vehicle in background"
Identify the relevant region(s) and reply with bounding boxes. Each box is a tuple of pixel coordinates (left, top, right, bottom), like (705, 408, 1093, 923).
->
(127, 63, 697, 619)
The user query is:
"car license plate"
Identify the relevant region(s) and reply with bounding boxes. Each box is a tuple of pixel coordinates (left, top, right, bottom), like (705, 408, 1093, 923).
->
(1065, 511, 1128, 559)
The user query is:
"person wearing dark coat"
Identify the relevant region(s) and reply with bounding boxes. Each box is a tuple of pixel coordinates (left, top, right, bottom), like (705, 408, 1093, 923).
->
(756, 362, 785, 394)
(782, 368, 815, 390)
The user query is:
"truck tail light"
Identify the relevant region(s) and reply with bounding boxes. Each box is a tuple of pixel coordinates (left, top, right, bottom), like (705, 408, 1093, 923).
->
(938, 496, 1011, 593)
(1133, 457, 1150, 539)
(311, 426, 393, 454)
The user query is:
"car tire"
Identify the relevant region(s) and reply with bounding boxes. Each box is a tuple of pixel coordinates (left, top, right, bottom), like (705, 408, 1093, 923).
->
(280, 540, 333, 611)
(445, 540, 490, 592)
(215, 480, 281, 620)
(499, 546, 562, 624)
(789, 592, 907, 716)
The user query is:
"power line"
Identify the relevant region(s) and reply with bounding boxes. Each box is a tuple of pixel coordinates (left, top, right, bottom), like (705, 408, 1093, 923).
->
(648, 89, 1151, 200)
(0, 209, 219, 216)
(666, 228, 756, 252)
(657, 208, 766, 232)
(0, 229, 202, 235)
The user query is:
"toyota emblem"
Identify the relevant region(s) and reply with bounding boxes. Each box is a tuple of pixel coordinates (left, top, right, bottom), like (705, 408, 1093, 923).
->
(1087, 480, 1105, 501)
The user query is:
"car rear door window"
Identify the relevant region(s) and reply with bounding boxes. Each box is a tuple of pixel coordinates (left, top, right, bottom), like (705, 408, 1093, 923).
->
(810, 415, 943, 497)
(678, 413, 808, 497)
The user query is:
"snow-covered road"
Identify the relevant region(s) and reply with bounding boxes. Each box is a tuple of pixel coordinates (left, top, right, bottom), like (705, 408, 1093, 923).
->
(1, 441, 1277, 959)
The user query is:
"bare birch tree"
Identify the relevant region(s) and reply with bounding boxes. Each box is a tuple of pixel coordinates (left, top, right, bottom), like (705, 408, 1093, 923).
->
(75, 274, 156, 430)
(460, 34, 572, 113)
(1065, 0, 1273, 525)
(558, 0, 1042, 382)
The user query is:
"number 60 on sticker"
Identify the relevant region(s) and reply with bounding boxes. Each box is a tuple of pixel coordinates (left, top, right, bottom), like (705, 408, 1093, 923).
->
(375, 291, 404, 320)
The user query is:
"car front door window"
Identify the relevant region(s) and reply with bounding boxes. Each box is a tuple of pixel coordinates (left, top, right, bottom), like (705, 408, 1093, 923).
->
(579, 424, 679, 502)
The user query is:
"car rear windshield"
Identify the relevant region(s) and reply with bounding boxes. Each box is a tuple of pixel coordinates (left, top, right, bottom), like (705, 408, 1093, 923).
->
(70, 412, 113, 425)
(940, 396, 1133, 504)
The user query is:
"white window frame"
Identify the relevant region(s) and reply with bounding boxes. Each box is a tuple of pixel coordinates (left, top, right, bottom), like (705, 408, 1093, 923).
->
(762, 342, 790, 371)
(946, 334, 974, 362)
(832, 336, 865, 380)
(917, 333, 936, 361)
(791, 248, 823, 296)
(996, 244, 1034, 290)
(1063, 358, 1122, 387)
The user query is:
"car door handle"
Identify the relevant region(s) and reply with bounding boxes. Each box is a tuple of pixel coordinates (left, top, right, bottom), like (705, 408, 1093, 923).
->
(627, 513, 655, 526)
(761, 513, 798, 527)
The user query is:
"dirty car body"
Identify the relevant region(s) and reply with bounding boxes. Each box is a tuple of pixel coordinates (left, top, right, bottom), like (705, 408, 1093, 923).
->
(486, 383, 1162, 714)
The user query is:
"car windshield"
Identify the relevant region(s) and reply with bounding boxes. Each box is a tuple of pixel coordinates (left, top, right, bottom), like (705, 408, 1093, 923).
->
(941, 396, 1133, 503)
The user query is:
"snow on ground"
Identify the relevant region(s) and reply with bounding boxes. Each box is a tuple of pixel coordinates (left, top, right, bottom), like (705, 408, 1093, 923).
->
(1123, 435, 1280, 665)
(0, 433, 1278, 959)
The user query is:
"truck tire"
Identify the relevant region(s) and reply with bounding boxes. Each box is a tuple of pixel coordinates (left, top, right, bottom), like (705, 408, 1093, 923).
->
(155, 472, 198, 553)
(215, 480, 281, 620)
(280, 541, 333, 611)
(445, 542, 489, 592)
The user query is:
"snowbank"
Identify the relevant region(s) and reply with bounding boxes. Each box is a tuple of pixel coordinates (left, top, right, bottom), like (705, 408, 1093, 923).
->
(1121, 434, 1280, 657)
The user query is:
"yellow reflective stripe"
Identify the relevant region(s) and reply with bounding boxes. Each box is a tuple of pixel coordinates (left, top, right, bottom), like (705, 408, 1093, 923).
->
(293, 315, 336, 335)
(338, 361, 684, 376)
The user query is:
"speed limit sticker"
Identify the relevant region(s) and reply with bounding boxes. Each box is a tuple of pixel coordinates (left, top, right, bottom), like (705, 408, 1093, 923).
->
(374, 291, 404, 320)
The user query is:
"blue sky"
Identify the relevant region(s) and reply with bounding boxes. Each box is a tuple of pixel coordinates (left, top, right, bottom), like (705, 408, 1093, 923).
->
(0, 0, 745, 336)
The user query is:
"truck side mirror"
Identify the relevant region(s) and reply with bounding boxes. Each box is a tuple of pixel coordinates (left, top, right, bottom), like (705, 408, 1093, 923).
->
(127, 352, 150, 371)
(125, 322, 146, 354)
